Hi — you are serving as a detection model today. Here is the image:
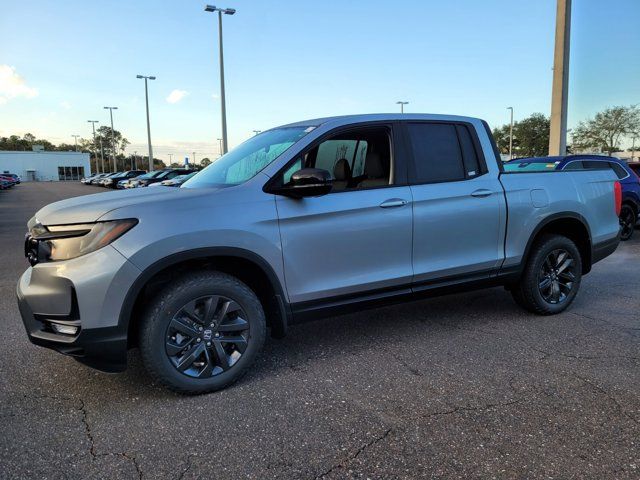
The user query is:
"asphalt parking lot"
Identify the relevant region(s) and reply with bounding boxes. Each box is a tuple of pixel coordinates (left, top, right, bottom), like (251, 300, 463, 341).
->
(1, 182, 638, 479)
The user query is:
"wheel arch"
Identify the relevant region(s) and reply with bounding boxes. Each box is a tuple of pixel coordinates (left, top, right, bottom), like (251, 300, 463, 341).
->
(120, 247, 291, 348)
(521, 212, 593, 275)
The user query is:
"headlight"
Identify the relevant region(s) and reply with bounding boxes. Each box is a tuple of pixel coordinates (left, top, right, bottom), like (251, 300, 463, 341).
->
(30, 219, 137, 262)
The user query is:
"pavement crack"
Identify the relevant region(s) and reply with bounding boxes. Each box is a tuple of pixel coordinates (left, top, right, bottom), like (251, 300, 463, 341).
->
(77, 399, 97, 457)
(573, 373, 639, 427)
(76, 398, 143, 478)
(176, 455, 195, 480)
(314, 428, 393, 479)
(423, 398, 523, 419)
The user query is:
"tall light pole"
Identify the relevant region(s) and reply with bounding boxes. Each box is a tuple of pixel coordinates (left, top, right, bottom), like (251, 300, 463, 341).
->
(396, 101, 409, 113)
(87, 120, 99, 173)
(99, 137, 105, 173)
(136, 75, 156, 171)
(168, 153, 173, 165)
(548, 0, 571, 156)
(104, 106, 118, 171)
(72, 135, 80, 152)
(217, 137, 223, 157)
(192, 152, 196, 166)
(205, 5, 236, 155)
(507, 107, 514, 160)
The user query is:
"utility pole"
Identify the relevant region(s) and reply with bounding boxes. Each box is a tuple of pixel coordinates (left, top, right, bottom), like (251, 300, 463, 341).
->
(548, 0, 571, 156)
(87, 120, 99, 173)
(136, 75, 156, 171)
(217, 138, 223, 157)
(396, 101, 409, 113)
(507, 107, 514, 160)
(104, 106, 118, 171)
(205, 5, 236, 155)
(72, 135, 80, 152)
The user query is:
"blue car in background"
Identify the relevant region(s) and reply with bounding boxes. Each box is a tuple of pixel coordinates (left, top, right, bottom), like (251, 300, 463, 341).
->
(505, 155, 640, 240)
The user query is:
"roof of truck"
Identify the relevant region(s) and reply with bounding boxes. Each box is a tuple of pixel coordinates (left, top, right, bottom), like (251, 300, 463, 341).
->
(278, 113, 483, 129)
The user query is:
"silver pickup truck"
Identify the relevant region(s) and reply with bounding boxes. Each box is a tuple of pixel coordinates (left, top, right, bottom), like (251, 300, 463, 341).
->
(17, 114, 622, 394)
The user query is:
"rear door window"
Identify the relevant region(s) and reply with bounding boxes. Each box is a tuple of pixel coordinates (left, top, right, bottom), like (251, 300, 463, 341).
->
(406, 123, 465, 183)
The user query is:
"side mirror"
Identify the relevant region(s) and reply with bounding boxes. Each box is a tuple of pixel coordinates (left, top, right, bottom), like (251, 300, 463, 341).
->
(268, 168, 333, 198)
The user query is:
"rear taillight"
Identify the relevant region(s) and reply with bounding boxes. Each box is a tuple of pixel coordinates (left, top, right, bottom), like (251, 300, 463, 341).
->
(614, 181, 622, 216)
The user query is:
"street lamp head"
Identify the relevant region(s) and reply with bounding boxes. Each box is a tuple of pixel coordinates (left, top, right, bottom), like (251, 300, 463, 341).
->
(103, 106, 118, 110)
(396, 101, 408, 105)
(136, 75, 143, 79)
(204, 5, 235, 14)
(149, 76, 156, 80)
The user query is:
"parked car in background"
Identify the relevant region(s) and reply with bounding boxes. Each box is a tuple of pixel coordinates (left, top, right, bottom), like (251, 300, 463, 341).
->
(82, 173, 105, 184)
(148, 172, 197, 188)
(0, 174, 17, 188)
(505, 155, 640, 240)
(136, 168, 198, 187)
(87, 173, 112, 185)
(628, 162, 640, 177)
(4, 173, 21, 184)
(18, 113, 622, 394)
(95, 172, 122, 186)
(0, 177, 11, 189)
(125, 170, 165, 188)
(102, 170, 146, 189)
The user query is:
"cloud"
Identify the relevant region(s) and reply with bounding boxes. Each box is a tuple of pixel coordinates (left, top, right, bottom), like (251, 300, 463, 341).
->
(0, 65, 38, 105)
(60, 100, 71, 110)
(166, 89, 188, 104)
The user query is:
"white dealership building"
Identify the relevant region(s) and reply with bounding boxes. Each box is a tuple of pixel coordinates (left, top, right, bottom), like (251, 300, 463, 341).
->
(0, 151, 91, 181)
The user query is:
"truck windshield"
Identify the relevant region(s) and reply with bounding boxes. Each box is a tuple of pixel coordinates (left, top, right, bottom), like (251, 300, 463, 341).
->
(183, 127, 311, 188)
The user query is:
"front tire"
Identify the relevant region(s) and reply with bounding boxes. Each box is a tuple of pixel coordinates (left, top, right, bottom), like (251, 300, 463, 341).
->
(619, 204, 636, 241)
(511, 234, 582, 315)
(139, 270, 266, 394)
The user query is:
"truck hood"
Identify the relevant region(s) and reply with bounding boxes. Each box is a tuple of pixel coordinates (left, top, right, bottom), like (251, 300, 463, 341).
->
(32, 186, 217, 226)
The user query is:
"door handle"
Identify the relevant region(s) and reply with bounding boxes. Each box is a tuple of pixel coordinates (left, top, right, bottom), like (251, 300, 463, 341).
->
(379, 198, 408, 208)
(470, 189, 493, 198)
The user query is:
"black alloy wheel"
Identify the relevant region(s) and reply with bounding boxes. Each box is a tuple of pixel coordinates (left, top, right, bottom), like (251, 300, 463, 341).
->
(166, 295, 250, 378)
(619, 204, 636, 241)
(537, 248, 576, 305)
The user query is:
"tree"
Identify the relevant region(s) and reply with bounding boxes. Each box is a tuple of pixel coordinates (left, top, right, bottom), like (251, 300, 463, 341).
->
(571, 105, 640, 155)
(87, 126, 130, 161)
(0, 133, 55, 151)
(493, 113, 550, 158)
(200, 157, 211, 167)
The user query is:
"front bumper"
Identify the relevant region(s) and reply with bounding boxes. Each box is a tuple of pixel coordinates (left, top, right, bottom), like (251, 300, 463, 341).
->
(16, 245, 141, 373)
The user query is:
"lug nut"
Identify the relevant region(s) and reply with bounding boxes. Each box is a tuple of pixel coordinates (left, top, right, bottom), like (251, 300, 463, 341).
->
(206, 342, 211, 346)
(197, 338, 201, 342)
(214, 333, 220, 338)
(199, 326, 203, 331)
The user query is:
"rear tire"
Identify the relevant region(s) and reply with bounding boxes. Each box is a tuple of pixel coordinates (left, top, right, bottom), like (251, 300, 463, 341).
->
(139, 270, 266, 394)
(511, 234, 582, 315)
(619, 204, 636, 241)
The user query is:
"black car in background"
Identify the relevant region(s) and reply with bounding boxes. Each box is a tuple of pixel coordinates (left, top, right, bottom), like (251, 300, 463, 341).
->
(102, 170, 147, 189)
(136, 168, 198, 187)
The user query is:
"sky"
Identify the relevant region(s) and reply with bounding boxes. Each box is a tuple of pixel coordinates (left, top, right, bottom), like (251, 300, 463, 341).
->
(0, 0, 638, 162)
